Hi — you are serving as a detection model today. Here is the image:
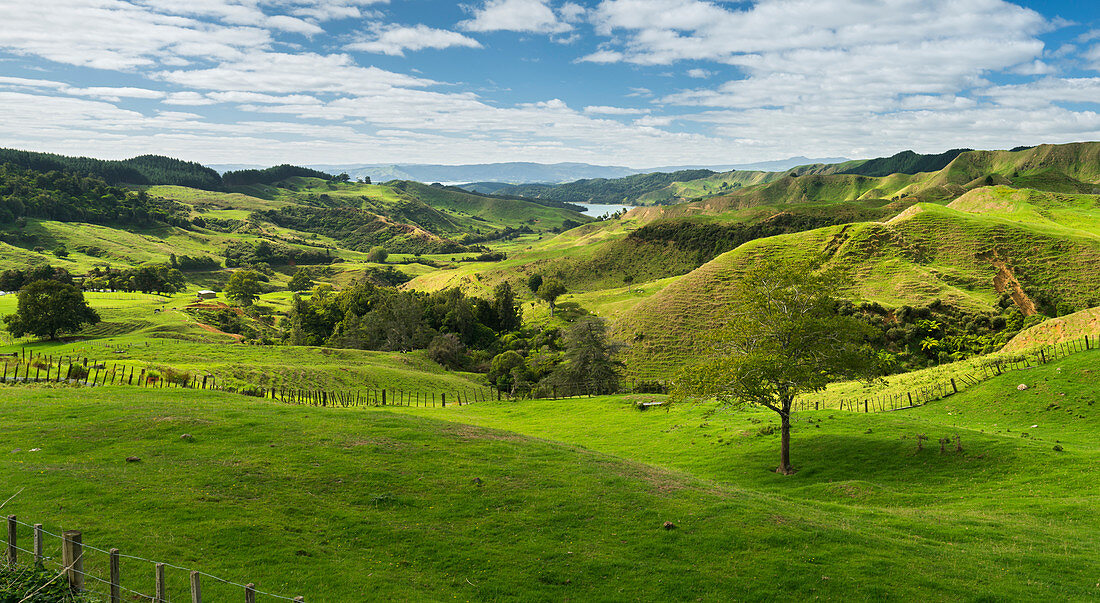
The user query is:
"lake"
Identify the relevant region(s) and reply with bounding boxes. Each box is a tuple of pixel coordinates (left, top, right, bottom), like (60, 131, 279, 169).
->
(575, 203, 637, 217)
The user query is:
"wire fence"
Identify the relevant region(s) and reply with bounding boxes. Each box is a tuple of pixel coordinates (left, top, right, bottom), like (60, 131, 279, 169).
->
(4, 514, 303, 602)
(800, 334, 1099, 413)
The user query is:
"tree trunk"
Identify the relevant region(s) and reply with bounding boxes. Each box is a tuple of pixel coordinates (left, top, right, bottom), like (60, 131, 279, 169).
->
(778, 399, 794, 475)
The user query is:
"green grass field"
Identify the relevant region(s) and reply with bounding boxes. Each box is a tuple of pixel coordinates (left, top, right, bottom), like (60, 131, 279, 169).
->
(0, 349, 1096, 600)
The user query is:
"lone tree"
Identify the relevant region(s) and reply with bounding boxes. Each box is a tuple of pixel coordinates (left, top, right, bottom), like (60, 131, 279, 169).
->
(287, 269, 312, 292)
(536, 278, 567, 317)
(549, 317, 623, 395)
(3, 280, 100, 340)
(225, 270, 262, 306)
(672, 256, 878, 475)
(367, 246, 388, 263)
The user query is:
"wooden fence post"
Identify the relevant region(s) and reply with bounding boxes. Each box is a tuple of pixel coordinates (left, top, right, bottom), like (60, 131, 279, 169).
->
(245, 583, 256, 603)
(6, 515, 15, 566)
(441, 393, 446, 407)
(155, 562, 167, 603)
(34, 524, 43, 564)
(191, 570, 202, 603)
(62, 530, 84, 591)
(110, 548, 121, 603)
(951, 378, 957, 394)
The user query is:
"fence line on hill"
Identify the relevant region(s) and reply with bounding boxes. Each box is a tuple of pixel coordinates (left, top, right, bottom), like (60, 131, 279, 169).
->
(0, 347, 501, 409)
(0, 345, 667, 408)
(3, 335, 1094, 413)
(4, 514, 302, 602)
(804, 334, 1098, 414)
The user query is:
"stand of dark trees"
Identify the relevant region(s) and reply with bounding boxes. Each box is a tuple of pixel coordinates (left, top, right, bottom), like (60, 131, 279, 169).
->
(0, 149, 223, 190)
(285, 280, 522, 371)
(843, 297, 1040, 372)
(224, 239, 335, 267)
(0, 264, 73, 291)
(223, 165, 336, 186)
(628, 212, 848, 264)
(838, 148, 971, 178)
(0, 163, 193, 227)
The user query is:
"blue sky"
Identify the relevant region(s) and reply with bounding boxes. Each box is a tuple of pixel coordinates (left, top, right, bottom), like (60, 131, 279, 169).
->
(1, 0, 1100, 168)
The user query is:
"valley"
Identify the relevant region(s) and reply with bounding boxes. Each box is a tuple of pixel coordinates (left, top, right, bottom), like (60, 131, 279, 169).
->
(1, 142, 1099, 601)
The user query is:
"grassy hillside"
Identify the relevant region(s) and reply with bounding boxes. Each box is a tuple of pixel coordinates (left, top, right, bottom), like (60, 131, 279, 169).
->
(615, 197, 1100, 376)
(2, 349, 1096, 599)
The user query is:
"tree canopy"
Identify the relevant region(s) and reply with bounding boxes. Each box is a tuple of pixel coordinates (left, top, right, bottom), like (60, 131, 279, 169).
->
(3, 280, 100, 340)
(225, 270, 263, 306)
(536, 278, 566, 316)
(672, 256, 878, 474)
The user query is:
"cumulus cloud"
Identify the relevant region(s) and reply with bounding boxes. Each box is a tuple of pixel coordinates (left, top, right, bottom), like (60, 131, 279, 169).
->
(348, 25, 483, 56)
(460, 0, 572, 34)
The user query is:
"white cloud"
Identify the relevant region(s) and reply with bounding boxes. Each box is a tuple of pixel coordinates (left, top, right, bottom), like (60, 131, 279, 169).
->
(980, 77, 1100, 108)
(348, 25, 483, 56)
(164, 91, 217, 105)
(1085, 45, 1100, 72)
(61, 86, 165, 102)
(559, 2, 587, 23)
(686, 68, 710, 78)
(1012, 60, 1055, 76)
(0, 0, 272, 70)
(583, 105, 649, 115)
(155, 51, 434, 94)
(460, 0, 571, 34)
(634, 115, 672, 126)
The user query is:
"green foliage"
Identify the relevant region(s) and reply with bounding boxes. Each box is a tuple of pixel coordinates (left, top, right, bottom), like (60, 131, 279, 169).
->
(0, 163, 192, 227)
(225, 270, 262, 306)
(3, 279, 101, 340)
(367, 246, 388, 263)
(1, 562, 97, 602)
(491, 282, 520, 333)
(838, 148, 971, 177)
(287, 269, 313, 292)
(536, 278, 567, 316)
(223, 164, 335, 186)
(629, 212, 852, 264)
(0, 148, 223, 189)
(672, 256, 878, 473)
(83, 263, 186, 295)
(527, 273, 543, 293)
(427, 333, 467, 370)
(223, 239, 332, 267)
(545, 317, 623, 395)
(0, 265, 72, 291)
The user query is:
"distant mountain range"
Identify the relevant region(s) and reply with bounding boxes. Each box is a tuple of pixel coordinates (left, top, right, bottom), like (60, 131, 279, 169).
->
(209, 157, 852, 185)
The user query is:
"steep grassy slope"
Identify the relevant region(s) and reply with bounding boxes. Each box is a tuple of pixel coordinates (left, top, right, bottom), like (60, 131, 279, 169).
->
(1, 350, 1097, 600)
(616, 198, 1100, 376)
(1001, 306, 1100, 351)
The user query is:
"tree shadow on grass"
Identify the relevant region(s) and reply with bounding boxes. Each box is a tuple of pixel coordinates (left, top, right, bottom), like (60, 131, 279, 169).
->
(736, 430, 1025, 499)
